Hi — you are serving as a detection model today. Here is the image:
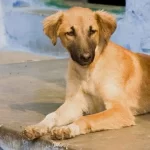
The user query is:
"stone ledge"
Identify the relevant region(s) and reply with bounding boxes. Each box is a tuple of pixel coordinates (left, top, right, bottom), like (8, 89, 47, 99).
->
(0, 59, 150, 150)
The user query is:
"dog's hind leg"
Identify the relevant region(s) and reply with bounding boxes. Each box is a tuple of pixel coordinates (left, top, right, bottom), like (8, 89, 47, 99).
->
(50, 102, 135, 140)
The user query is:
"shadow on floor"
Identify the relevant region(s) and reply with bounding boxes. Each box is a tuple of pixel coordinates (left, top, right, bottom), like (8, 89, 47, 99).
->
(10, 102, 62, 115)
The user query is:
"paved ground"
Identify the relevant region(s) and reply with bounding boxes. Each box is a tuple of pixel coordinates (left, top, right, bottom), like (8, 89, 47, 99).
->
(0, 51, 53, 64)
(0, 58, 150, 150)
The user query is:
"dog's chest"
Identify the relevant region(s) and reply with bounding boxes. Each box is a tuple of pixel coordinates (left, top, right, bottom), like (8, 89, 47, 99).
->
(81, 72, 101, 97)
(81, 73, 105, 113)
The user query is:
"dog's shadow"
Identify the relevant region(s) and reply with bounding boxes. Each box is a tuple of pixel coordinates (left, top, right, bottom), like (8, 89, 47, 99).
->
(135, 113, 150, 126)
(10, 102, 62, 115)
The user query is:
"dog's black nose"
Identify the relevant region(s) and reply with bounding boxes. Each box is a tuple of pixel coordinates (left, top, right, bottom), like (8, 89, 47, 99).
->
(80, 53, 91, 62)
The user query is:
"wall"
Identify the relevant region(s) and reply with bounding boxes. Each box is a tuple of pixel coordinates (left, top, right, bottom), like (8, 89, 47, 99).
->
(0, 0, 7, 48)
(112, 0, 150, 53)
(0, 0, 150, 56)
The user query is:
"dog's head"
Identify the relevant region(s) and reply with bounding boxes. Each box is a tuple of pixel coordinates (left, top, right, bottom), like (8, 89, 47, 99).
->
(43, 7, 116, 66)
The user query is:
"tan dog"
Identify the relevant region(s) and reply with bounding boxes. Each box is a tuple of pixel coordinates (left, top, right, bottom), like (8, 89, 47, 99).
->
(23, 7, 150, 140)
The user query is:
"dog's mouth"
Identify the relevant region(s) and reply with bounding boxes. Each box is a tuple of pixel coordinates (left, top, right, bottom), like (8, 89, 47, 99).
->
(76, 60, 93, 66)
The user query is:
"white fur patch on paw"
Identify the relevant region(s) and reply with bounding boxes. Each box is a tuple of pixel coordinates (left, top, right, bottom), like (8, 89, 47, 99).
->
(68, 124, 80, 137)
(50, 124, 80, 140)
(40, 112, 57, 129)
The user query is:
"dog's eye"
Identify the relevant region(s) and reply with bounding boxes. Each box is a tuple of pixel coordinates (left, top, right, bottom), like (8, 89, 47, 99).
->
(65, 26, 75, 37)
(89, 29, 97, 35)
(65, 31, 75, 36)
(89, 26, 97, 36)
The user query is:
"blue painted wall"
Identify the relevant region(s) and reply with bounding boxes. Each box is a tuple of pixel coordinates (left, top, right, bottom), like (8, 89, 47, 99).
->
(0, 0, 150, 57)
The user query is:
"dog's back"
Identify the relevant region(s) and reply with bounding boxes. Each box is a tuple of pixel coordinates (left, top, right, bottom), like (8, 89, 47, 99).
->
(135, 53, 150, 113)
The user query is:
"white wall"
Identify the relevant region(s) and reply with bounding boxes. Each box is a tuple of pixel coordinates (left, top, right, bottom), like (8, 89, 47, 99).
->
(0, 0, 7, 48)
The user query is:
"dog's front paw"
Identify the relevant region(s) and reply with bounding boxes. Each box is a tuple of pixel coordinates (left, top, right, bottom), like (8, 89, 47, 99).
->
(22, 124, 49, 140)
(50, 126, 71, 140)
(50, 124, 80, 140)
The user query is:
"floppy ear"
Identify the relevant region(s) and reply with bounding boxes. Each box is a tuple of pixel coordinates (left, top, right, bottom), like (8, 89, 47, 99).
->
(95, 11, 116, 43)
(43, 11, 63, 45)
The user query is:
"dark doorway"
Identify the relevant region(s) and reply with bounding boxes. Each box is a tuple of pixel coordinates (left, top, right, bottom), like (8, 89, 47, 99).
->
(88, 0, 125, 6)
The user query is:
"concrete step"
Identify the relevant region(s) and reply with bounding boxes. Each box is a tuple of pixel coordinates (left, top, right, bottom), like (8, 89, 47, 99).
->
(0, 59, 150, 150)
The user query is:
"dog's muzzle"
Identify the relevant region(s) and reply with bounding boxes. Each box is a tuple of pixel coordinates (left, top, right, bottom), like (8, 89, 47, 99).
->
(70, 50, 95, 66)
(78, 52, 93, 66)
(80, 52, 91, 62)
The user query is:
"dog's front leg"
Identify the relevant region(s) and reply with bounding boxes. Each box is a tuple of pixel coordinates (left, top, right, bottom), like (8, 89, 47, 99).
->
(51, 102, 135, 140)
(23, 90, 88, 140)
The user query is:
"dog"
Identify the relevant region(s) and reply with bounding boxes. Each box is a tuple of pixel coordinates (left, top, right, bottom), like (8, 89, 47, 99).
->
(23, 7, 150, 140)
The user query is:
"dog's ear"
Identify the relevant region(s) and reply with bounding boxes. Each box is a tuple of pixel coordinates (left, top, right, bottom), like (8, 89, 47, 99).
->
(95, 11, 116, 43)
(43, 11, 63, 45)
